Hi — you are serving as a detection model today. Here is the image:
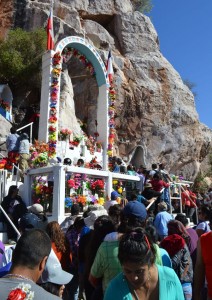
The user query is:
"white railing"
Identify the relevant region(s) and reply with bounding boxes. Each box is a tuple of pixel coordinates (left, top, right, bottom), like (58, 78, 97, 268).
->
(0, 204, 21, 237)
(0, 169, 7, 202)
(169, 181, 198, 223)
(17, 122, 33, 144)
(24, 165, 140, 223)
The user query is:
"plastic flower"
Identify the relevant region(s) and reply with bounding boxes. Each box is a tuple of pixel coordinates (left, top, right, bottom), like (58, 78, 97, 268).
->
(48, 116, 57, 123)
(65, 197, 73, 208)
(67, 179, 76, 189)
(77, 195, 87, 205)
(48, 126, 56, 132)
(98, 197, 105, 205)
(7, 283, 34, 300)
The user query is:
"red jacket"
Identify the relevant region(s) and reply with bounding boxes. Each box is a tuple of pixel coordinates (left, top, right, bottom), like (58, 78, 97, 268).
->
(150, 179, 169, 192)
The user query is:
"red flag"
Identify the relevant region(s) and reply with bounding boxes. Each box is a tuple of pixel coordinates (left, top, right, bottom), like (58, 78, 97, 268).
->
(47, 9, 54, 50)
(106, 50, 113, 84)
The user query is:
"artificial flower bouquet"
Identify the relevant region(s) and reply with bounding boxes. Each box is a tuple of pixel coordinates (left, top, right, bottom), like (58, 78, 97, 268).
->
(70, 134, 83, 147)
(59, 128, 72, 141)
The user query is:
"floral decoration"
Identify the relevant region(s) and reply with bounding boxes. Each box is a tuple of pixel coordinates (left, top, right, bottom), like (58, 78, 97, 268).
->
(7, 283, 34, 300)
(47, 52, 62, 158)
(91, 179, 104, 192)
(62, 47, 96, 76)
(64, 173, 106, 210)
(48, 116, 57, 124)
(29, 141, 49, 168)
(107, 83, 116, 158)
(59, 128, 72, 141)
(85, 136, 95, 154)
(31, 176, 53, 209)
(70, 134, 84, 147)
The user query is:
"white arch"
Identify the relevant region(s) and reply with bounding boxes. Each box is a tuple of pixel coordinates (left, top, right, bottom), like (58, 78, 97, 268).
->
(39, 37, 109, 169)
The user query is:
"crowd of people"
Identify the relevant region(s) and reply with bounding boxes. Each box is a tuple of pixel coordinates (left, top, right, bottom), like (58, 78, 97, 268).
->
(0, 185, 212, 299)
(1, 131, 212, 299)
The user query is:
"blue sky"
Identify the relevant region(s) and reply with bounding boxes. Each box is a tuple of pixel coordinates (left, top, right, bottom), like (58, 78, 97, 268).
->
(148, 0, 212, 129)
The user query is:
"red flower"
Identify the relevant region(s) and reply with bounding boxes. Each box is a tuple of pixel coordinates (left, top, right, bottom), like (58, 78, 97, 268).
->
(48, 126, 56, 132)
(91, 179, 104, 190)
(67, 179, 76, 188)
(7, 288, 26, 300)
(94, 132, 99, 137)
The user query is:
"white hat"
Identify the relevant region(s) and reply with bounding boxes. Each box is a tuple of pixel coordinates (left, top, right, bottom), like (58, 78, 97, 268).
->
(104, 200, 118, 211)
(84, 209, 108, 229)
(27, 203, 44, 214)
(40, 250, 73, 285)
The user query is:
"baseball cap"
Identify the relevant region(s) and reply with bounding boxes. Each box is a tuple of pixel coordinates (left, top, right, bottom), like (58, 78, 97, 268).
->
(123, 200, 147, 221)
(158, 201, 167, 211)
(84, 209, 108, 228)
(28, 203, 44, 214)
(40, 250, 73, 285)
(19, 213, 43, 231)
(111, 191, 120, 200)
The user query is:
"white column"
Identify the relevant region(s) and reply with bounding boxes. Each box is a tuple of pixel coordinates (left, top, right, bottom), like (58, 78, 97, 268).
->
(38, 50, 55, 142)
(49, 164, 66, 223)
(97, 84, 109, 170)
(106, 171, 113, 198)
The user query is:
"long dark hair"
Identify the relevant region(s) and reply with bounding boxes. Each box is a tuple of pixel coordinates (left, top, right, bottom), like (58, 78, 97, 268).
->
(167, 220, 191, 250)
(118, 228, 156, 266)
(7, 185, 18, 197)
(39, 282, 61, 296)
(46, 221, 67, 253)
(84, 215, 115, 277)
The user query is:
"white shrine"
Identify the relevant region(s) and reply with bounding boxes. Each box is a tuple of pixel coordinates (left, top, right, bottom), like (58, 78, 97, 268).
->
(23, 36, 139, 223)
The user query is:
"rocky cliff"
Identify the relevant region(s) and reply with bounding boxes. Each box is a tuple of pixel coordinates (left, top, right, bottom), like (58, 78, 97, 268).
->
(0, 0, 211, 179)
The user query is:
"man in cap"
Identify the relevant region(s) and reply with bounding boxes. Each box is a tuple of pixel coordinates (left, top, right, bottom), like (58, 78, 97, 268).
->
(27, 204, 48, 230)
(0, 229, 60, 299)
(154, 201, 173, 240)
(104, 191, 120, 211)
(0, 212, 46, 269)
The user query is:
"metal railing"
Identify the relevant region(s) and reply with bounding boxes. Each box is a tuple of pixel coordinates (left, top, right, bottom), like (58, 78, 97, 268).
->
(17, 122, 33, 144)
(0, 204, 21, 237)
(0, 169, 7, 202)
(169, 181, 198, 224)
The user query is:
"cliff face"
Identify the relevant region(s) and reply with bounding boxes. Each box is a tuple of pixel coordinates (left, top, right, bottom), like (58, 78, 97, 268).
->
(1, 0, 211, 179)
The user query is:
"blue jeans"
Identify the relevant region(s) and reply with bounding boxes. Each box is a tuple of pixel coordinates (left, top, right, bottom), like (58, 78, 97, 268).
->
(181, 282, 192, 300)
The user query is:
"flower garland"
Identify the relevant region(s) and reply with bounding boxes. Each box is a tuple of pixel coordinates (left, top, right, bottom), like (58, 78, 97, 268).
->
(107, 84, 116, 158)
(62, 47, 96, 76)
(29, 141, 49, 168)
(48, 52, 62, 158)
(7, 283, 34, 300)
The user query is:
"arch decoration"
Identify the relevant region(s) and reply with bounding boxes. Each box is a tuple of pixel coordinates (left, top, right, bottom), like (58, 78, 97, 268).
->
(39, 36, 111, 169)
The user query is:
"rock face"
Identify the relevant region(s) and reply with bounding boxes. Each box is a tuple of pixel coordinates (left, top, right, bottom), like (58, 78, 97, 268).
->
(0, 0, 211, 179)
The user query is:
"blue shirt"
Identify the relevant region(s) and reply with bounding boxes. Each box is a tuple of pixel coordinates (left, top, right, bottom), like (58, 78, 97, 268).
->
(154, 211, 173, 236)
(6, 134, 20, 152)
(104, 265, 184, 300)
